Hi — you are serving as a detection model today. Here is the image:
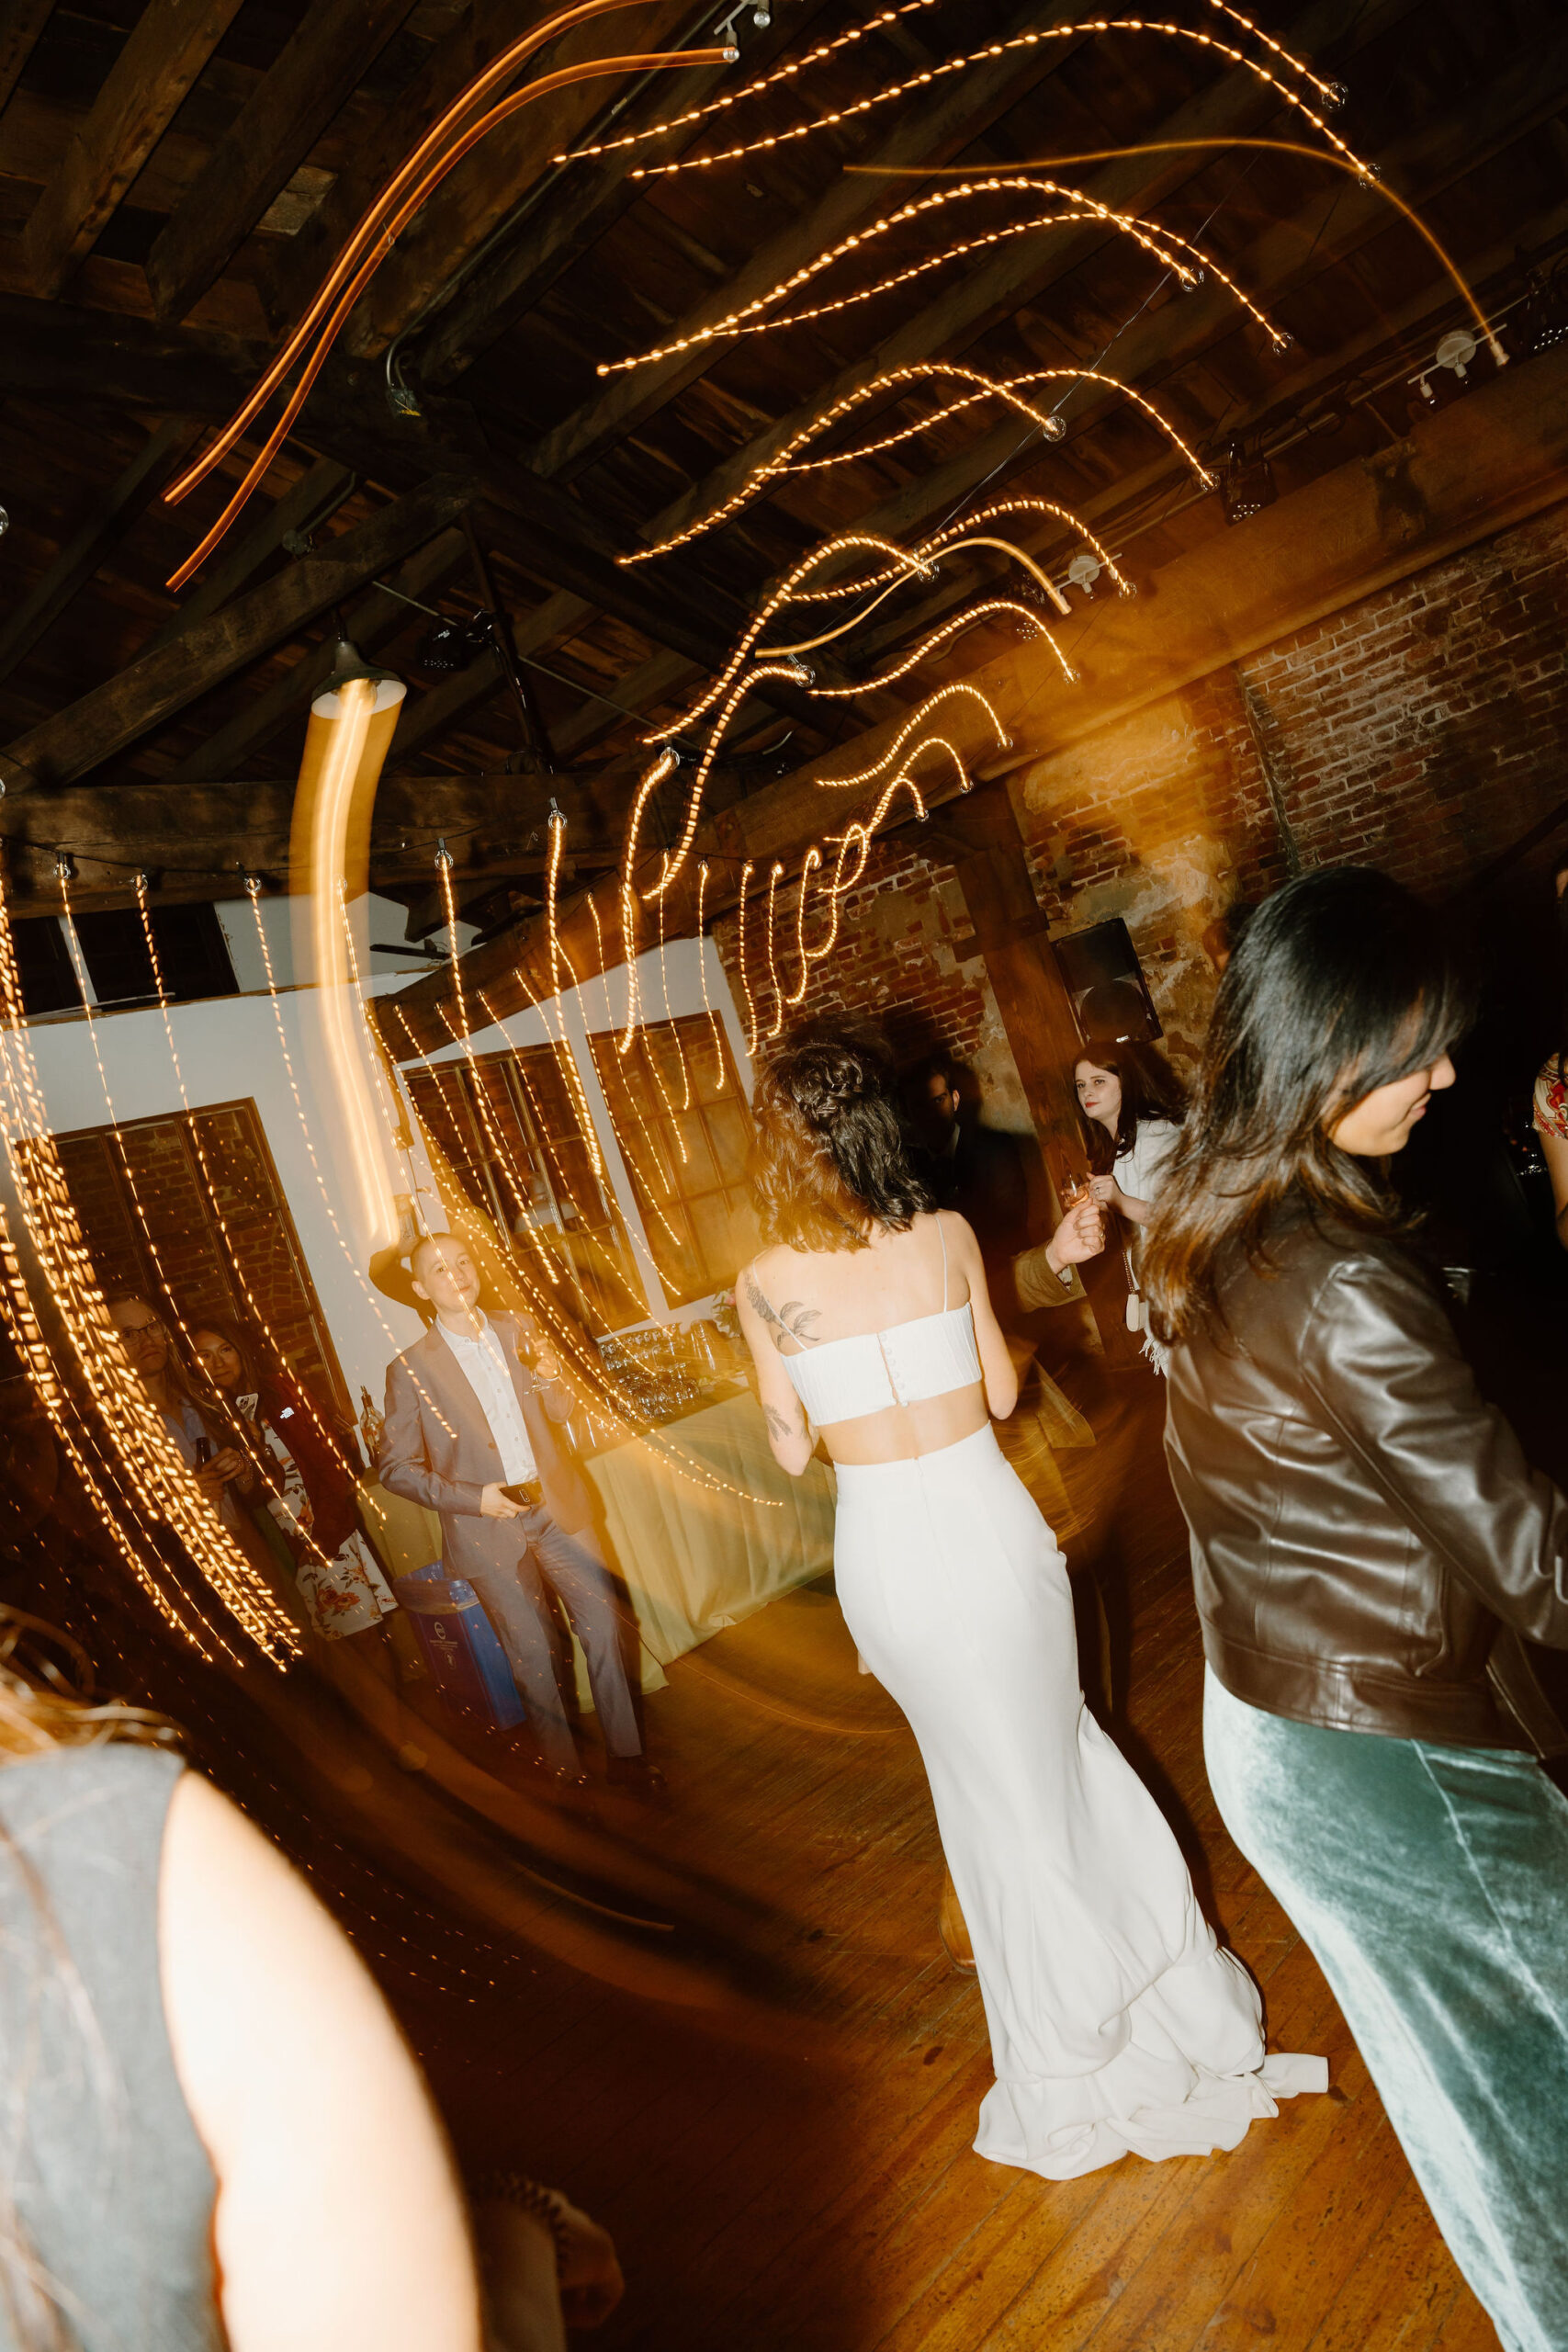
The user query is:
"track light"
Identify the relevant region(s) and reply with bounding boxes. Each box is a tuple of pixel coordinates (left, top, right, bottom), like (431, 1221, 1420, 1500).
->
(1220, 437, 1277, 526)
(1066, 551, 1101, 596)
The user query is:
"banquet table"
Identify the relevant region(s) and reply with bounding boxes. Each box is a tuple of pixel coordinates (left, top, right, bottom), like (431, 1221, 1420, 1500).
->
(357, 1385, 837, 1706)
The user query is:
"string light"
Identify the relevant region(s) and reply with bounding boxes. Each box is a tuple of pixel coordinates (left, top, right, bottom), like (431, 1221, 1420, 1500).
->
(621, 362, 1210, 567)
(0, 880, 220, 1652)
(558, 1, 950, 161)
(734, 861, 760, 1057)
(654, 888, 693, 1114)
(610, 18, 1367, 186)
(853, 138, 1505, 370)
(803, 601, 1043, 693)
(784, 848, 822, 1007)
(694, 862, 727, 1095)
(762, 863, 786, 1042)
(596, 179, 1281, 376)
(617, 749, 676, 1051)
(814, 681, 1008, 792)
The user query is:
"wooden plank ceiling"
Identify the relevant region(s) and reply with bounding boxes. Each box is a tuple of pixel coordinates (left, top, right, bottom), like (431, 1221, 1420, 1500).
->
(0, 0, 1563, 937)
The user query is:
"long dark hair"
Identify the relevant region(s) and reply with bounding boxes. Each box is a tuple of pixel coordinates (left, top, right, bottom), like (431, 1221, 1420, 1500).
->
(1142, 867, 1472, 1345)
(1074, 1039, 1186, 1175)
(751, 1028, 934, 1251)
(186, 1311, 265, 1399)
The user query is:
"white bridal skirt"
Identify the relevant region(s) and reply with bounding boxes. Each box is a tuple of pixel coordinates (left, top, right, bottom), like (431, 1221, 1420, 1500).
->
(832, 1423, 1325, 2179)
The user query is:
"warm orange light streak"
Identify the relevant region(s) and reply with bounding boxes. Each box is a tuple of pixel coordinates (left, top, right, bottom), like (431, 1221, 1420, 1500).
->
(164, 4, 734, 503)
(6, 901, 296, 1657)
(536, 817, 606, 1181)
(597, 186, 1210, 373)
(694, 862, 727, 1095)
(787, 495, 1130, 603)
(0, 887, 224, 1652)
(618, 747, 676, 1052)
(622, 362, 1208, 566)
(613, 18, 1366, 184)
(784, 848, 822, 1007)
(598, 174, 1282, 377)
(131, 876, 360, 1497)
(803, 603, 1043, 695)
(243, 877, 457, 1450)
(851, 140, 1505, 368)
(560, 0, 949, 162)
(734, 860, 761, 1057)
(762, 863, 786, 1043)
(653, 889, 693, 1112)
(815, 682, 1009, 791)
(583, 897, 687, 1259)
(164, 41, 733, 587)
(643, 534, 931, 736)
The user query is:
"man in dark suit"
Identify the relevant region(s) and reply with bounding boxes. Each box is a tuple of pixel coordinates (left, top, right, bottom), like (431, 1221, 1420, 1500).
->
(905, 1057, 1031, 1263)
(378, 1233, 659, 1794)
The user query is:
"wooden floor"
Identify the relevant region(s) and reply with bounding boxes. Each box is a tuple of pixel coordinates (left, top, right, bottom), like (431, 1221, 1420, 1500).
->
(400, 1385, 1497, 2352)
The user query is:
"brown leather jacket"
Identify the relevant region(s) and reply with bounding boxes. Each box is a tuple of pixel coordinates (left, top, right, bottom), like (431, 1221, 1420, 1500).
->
(1165, 1207, 1568, 1754)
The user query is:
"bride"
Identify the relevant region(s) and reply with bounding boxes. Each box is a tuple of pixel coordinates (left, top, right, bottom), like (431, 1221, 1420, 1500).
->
(736, 1029, 1324, 2180)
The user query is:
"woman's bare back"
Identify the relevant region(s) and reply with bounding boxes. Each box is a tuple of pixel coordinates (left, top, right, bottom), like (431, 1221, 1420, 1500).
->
(739, 1212, 1018, 1470)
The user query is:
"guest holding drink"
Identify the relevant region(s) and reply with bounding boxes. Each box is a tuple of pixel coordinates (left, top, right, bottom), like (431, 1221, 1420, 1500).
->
(1074, 1041, 1186, 1369)
(1148, 866, 1568, 2352)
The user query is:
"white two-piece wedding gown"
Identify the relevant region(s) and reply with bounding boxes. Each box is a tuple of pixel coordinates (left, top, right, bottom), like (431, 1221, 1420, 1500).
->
(758, 1225, 1325, 2180)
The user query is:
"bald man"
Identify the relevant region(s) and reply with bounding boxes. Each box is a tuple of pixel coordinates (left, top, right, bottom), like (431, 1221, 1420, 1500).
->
(378, 1234, 657, 1795)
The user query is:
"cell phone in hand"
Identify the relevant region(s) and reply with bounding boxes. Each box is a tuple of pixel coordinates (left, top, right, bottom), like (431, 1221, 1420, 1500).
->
(192, 1436, 213, 1468)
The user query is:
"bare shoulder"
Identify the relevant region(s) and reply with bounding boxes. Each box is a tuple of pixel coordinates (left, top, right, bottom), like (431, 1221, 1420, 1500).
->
(932, 1208, 983, 1262)
(740, 1245, 830, 1352)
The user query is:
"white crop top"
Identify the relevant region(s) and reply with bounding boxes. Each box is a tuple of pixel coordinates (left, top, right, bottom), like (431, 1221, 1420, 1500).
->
(753, 1218, 983, 1427)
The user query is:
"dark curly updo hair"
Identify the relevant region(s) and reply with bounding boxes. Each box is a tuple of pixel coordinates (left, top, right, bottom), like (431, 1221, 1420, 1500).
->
(751, 1027, 934, 1252)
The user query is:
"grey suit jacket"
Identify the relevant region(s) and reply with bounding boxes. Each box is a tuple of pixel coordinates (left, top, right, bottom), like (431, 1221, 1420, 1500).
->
(378, 1313, 594, 1578)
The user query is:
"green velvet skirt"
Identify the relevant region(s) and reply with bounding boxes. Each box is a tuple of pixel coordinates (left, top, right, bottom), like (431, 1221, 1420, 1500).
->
(1203, 1668, 1568, 2352)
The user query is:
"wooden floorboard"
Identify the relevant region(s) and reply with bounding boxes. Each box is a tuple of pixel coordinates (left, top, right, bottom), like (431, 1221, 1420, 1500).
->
(400, 1379, 1494, 2352)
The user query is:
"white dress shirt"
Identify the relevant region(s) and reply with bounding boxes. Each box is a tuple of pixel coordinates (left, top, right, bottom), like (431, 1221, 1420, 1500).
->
(440, 1315, 538, 1486)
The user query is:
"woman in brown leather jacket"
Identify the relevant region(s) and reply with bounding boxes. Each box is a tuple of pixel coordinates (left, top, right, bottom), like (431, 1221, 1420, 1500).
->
(1146, 866, 1568, 2352)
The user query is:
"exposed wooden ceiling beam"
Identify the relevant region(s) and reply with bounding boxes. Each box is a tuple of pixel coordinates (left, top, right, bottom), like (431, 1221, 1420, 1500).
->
(343, 0, 702, 356)
(0, 0, 57, 117)
(0, 417, 200, 684)
(141, 458, 358, 656)
(22, 0, 247, 299)
(0, 291, 262, 413)
(144, 0, 422, 322)
(526, 0, 1100, 485)
(0, 772, 610, 918)
(0, 477, 475, 793)
(606, 0, 1420, 562)
(161, 523, 469, 786)
(416, 0, 843, 389)
(384, 338, 1568, 1050)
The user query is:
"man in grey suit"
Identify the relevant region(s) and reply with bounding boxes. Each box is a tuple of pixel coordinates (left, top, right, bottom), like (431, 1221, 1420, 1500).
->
(378, 1233, 660, 1794)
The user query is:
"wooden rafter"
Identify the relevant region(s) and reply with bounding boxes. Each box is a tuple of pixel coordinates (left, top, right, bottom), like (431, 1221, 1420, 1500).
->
(526, 0, 1100, 485)
(0, 418, 200, 684)
(0, 477, 475, 793)
(0, 293, 262, 414)
(0, 0, 57, 118)
(604, 0, 1418, 564)
(144, 0, 423, 323)
(21, 0, 248, 299)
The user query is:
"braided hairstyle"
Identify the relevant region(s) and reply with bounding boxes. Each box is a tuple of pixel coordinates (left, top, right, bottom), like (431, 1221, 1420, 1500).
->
(750, 1026, 934, 1251)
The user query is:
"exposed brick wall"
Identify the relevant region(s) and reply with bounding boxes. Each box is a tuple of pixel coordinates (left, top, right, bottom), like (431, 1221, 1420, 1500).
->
(711, 833, 1039, 1131)
(718, 496, 1568, 1102)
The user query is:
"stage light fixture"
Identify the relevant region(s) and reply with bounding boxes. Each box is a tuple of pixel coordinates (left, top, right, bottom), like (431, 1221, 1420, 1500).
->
(417, 611, 495, 672)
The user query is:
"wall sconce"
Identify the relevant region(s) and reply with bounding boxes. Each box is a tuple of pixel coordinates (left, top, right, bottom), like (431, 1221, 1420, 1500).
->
(1220, 438, 1278, 527)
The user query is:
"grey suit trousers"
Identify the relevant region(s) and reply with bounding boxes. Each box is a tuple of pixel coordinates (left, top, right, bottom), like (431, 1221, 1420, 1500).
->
(464, 1510, 642, 1771)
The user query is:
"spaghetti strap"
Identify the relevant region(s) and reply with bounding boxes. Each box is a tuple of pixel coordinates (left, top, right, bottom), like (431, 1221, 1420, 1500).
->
(938, 1213, 949, 1312)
